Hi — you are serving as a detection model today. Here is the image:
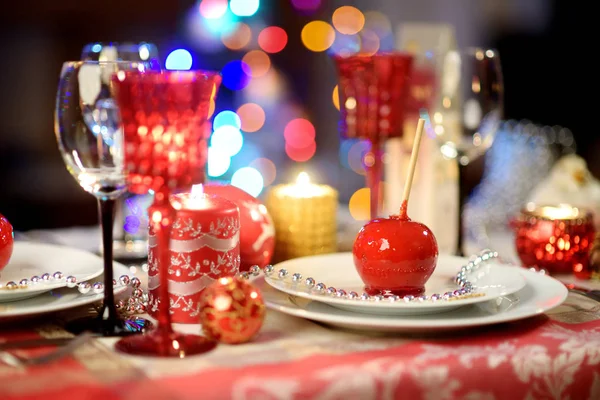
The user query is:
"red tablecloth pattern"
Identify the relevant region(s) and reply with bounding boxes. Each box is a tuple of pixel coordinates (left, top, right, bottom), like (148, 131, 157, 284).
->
(0, 294, 599, 400)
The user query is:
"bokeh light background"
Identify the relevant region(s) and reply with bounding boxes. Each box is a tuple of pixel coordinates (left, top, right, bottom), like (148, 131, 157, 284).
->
(156, 0, 397, 219)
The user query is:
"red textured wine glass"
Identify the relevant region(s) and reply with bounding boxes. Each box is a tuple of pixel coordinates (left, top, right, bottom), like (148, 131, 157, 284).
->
(333, 52, 413, 219)
(111, 70, 221, 357)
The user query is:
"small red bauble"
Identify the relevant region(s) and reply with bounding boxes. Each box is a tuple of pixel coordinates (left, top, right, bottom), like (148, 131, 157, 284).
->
(352, 214, 438, 296)
(0, 214, 14, 271)
(204, 184, 275, 271)
(198, 276, 266, 344)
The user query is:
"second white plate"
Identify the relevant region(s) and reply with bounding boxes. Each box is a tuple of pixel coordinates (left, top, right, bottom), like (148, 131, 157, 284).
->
(0, 262, 130, 319)
(260, 266, 567, 332)
(0, 242, 105, 302)
(266, 253, 527, 315)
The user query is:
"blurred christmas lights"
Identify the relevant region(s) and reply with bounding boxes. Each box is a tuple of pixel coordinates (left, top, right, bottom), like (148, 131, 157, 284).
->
(165, 49, 193, 70)
(211, 125, 244, 157)
(329, 32, 361, 56)
(221, 22, 252, 50)
(179, 1, 392, 188)
(285, 141, 316, 162)
(249, 158, 277, 186)
(138, 44, 151, 60)
(199, 0, 228, 19)
(221, 60, 251, 90)
(258, 26, 288, 53)
(349, 188, 370, 220)
(284, 118, 316, 148)
(332, 85, 340, 110)
(213, 110, 242, 130)
(231, 167, 264, 197)
(242, 50, 271, 77)
(291, 0, 321, 13)
(332, 6, 365, 35)
(230, 0, 260, 17)
(301, 21, 335, 52)
(208, 147, 232, 177)
(237, 103, 266, 132)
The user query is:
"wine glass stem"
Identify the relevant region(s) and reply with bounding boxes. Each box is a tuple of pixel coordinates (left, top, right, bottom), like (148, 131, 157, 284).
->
(98, 198, 119, 331)
(150, 192, 175, 340)
(457, 164, 466, 256)
(365, 140, 383, 220)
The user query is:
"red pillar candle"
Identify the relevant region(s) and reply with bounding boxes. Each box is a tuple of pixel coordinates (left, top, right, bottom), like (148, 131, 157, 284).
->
(148, 187, 241, 323)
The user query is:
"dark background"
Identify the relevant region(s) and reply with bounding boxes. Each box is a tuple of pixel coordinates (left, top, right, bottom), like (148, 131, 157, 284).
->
(0, 0, 594, 231)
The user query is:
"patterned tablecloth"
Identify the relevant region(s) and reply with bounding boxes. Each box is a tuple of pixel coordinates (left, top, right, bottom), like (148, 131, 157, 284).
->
(1, 228, 600, 400)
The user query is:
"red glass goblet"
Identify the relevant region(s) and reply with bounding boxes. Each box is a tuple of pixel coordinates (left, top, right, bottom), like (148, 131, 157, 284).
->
(514, 204, 595, 279)
(111, 70, 221, 357)
(333, 52, 413, 219)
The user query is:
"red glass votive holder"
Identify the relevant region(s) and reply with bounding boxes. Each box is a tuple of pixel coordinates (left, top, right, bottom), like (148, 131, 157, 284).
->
(147, 190, 241, 324)
(515, 204, 595, 278)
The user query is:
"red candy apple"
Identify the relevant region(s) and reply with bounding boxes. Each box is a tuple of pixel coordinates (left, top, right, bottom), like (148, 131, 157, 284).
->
(353, 212, 438, 296)
(203, 184, 275, 271)
(353, 119, 437, 297)
(0, 213, 14, 271)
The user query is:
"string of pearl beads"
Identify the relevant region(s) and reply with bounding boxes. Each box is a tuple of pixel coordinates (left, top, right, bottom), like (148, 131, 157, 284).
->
(238, 249, 499, 303)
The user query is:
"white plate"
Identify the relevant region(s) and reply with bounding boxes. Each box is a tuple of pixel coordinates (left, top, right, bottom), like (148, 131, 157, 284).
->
(266, 253, 526, 315)
(0, 263, 130, 319)
(0, 242, 105, 302)
(259, 267, 568, 332)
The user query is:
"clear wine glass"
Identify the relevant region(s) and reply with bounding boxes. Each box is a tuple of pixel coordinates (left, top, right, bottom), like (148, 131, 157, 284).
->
(81, 42, 160, 260)
(54, 60, 154, 336)
(418, 48, 504, 255)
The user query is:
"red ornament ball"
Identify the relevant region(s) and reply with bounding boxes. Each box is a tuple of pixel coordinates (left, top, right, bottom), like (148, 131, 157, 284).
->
(0, 214, 13, 271)
(353, 214, 438, 296)
(204, 184, 275, 271)
(198, 276, 266, 344)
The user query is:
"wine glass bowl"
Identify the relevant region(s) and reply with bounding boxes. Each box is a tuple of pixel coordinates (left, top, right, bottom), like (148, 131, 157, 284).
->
(420, 48, 503, 166)
(56, 61, 131, 199)
(333, 52, 414, 219)
(55, 60, 154, 335)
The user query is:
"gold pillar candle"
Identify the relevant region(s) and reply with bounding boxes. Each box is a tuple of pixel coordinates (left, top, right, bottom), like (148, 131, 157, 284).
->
(267, 172, 338, 261)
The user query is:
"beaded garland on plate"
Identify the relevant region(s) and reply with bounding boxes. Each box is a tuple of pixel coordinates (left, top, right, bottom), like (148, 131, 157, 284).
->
(239, 250, 499, 303)
(0, 270, 148, 315)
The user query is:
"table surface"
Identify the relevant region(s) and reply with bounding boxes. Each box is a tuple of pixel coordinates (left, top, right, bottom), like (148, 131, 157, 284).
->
(1, 227, 600, 400)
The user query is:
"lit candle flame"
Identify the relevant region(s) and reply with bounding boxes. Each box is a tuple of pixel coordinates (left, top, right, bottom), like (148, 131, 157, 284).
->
(174, 183, 208, 210)
(191, 184, 204, 198)
(278, 172, 326, 198)
(296, 172, 310, 186)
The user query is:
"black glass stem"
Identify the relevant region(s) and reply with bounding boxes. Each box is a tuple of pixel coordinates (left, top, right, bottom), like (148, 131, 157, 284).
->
(456, 164, 466, 257)
(66, 197, 152, 336)
(98, 198, 120, 334)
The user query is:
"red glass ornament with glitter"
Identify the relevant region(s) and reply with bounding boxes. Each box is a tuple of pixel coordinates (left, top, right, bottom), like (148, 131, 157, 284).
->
(514, 205, 595, 279)
(111, 70, 221, 357)
(333, 52, 413, 219)
(0, 213, 13, 272)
